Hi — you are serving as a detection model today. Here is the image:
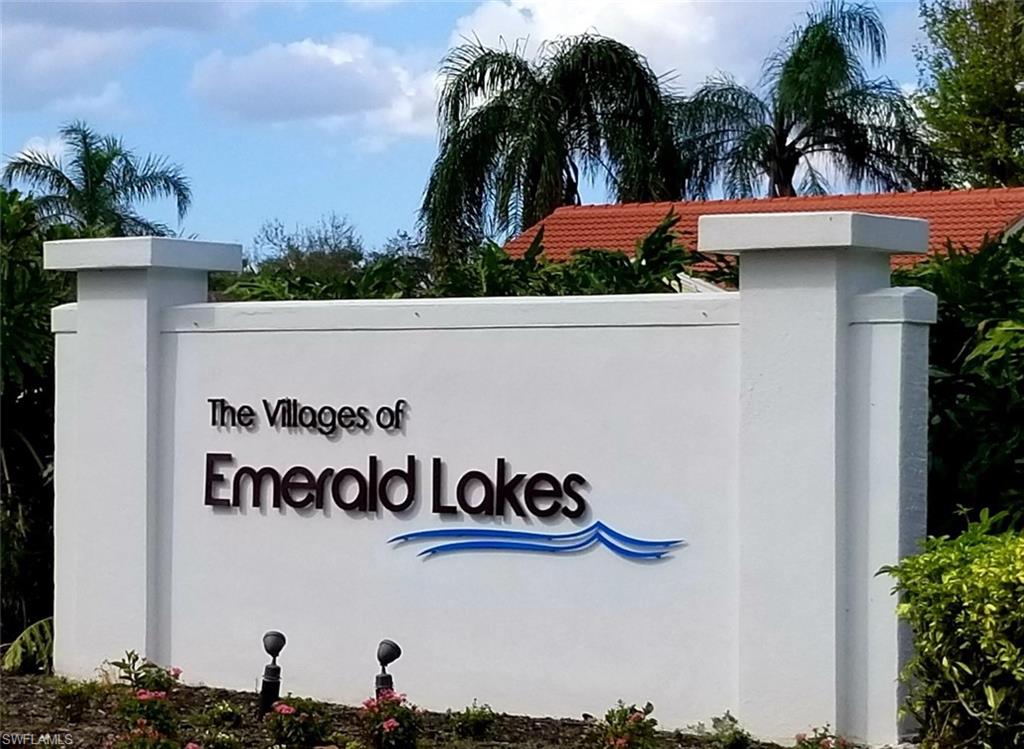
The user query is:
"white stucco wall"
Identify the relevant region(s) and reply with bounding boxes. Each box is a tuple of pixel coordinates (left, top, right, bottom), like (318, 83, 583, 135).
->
(47, 214, 936, 747)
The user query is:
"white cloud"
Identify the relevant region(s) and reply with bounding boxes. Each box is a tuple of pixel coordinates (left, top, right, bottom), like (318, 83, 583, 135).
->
(18, 135, 68, 162)
(3, 1, 254, 32)
(1, 22, 142, 112)
(187, 0, 919, 153)
(0, 1, 255, 112)
(345, 0, 406, 10)
(450, 0, 812, 90)
(51, 82, 127, 117)
(191, 34, 438, 138)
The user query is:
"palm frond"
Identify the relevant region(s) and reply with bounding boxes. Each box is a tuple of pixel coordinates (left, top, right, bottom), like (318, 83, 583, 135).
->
(806, 0, 886, 64)
(1, 150, 76, 198)
(118, 209, 174, 237)
(1, 617, 52, 674)
(799, 160, 832, 195)
(420, 97, 514, 263)
(32, 195, 80, 229)
(438, 41, 539, 136)
(423, 32, 686, 266)
(115, 153, 192, 221)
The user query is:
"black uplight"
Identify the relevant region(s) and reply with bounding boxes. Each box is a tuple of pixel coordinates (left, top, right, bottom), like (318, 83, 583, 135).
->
(375, 639, 402, 697)
(259, 630, 286, 714)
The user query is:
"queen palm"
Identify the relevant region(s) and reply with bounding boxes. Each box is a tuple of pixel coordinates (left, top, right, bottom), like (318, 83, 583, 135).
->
(683, 1, 942, 198)
(421, 35, 696, 264)
(2, 121, 191, 236)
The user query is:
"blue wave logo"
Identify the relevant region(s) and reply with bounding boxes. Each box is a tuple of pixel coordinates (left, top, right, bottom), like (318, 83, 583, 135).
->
(388, 521, 685, 560)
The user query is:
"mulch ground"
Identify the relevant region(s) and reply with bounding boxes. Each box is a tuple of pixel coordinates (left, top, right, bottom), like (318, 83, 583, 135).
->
(0, 674, 781, 749)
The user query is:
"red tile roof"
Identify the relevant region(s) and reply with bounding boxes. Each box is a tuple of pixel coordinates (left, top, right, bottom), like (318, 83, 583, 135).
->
(504, 188, 1024, 269)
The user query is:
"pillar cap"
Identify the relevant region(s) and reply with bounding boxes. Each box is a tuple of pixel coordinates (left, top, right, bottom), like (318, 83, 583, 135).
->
(44, 236, 243, 272)
(697, 211, 928, 255)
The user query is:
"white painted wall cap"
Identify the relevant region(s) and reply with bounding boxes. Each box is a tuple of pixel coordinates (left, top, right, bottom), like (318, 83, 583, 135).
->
(697, 211, 928, 255)
(44, 236, 243, 272)
(850, 287, 938, 324)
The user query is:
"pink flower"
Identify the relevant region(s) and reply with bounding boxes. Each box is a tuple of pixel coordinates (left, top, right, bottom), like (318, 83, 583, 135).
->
(382, 718, 400, 733)
(613, 738, 628, 749)
(185, 744, 201, 749)
(820, 740, 833, 749)
(377, 689, 406, 705)
(362, 697, 378, 710)
(273, 702, 296, 715)
(136, 689, 167, 701)
(628, 711, 644, 723)
(168, 667, 183, 679)
(795, 734, 807, 744)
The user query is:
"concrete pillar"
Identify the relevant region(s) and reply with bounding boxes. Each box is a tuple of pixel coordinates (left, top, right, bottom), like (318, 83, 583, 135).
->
(46, 237, 241, 675)
(698, 212, 934, 746)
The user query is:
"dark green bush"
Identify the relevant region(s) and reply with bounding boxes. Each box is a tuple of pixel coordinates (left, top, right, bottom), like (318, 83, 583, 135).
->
(201, 699, 243, 729)
(52, 676, 105, 722)
(883, 513, 1024, 748)
(1, 189, 74, 643)
(197, 729, 244, 749)
(687, 712, 752, 749)
(447, 699, 497, 739)
(894, 232, 1024, 534)
(219, 212, 730, 303)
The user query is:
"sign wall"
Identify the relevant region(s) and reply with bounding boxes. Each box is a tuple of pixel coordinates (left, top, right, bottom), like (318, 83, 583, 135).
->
(47, 213, 936, 747)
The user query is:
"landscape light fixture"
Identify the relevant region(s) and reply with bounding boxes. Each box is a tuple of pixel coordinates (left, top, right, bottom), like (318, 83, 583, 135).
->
(375, 639, 402, 697)
(259, 630, 286, 714)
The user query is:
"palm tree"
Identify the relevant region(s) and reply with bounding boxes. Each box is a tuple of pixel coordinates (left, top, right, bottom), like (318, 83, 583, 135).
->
(682, 1, 944, 198)
(2, 121, 191, 236)
(420, 35, 698, 265)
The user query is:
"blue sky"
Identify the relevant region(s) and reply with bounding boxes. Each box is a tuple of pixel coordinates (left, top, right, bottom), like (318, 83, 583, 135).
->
(2, 1, 923, 252)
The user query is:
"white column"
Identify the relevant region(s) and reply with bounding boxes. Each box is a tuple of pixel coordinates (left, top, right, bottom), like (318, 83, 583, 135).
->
(46, 237, 241, 676)
(698, 212, 932, 745)
(844, 288, 934, 745)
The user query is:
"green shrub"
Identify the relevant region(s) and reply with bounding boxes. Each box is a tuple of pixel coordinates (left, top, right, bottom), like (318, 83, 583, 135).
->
(448, 699, 497, 739)
(894, 232, 1024, 533)
(202, 699, 243, 729)
(264, 696, 332, 748)
(687, 712, 752, 749)
(117, 689, 178, 737)
(589, 701, 658, 749)
(52, 676, 105, 722)
(358, 689, 420, 749)
(883, 513, 1024, 748)
(198, 729, 243, 749)
(110, 650, 182, 691)
(220, 212, 728, 304)
(1, 190, 75, 644)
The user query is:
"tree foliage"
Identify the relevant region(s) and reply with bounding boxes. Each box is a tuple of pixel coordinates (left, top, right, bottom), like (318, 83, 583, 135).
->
(917, 0, 1024, 187)
(222, 212, 726, 303)
(683, 0, 941, 197)
(2, 121, 191, 236)
(1, 189, 74, 642)
(895, 231, 1024, 534)
(420, 34, 695, 266)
